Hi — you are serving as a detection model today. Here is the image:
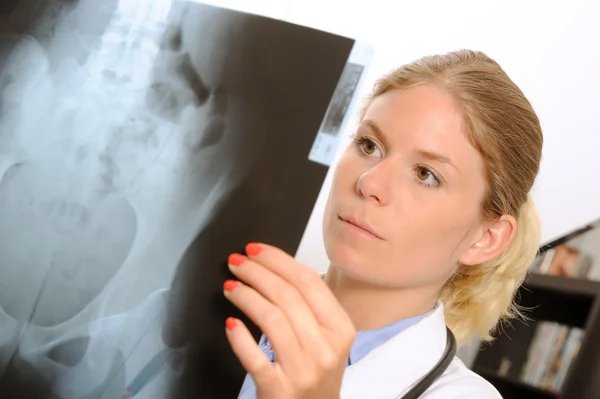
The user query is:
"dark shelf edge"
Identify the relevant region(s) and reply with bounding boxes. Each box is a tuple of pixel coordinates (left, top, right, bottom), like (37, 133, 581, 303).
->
(539, 217, 600, 253)
(524, 273, 600, 296)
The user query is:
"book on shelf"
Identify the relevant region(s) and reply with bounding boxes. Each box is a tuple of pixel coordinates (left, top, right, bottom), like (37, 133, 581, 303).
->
(530, 245, 594, 279)
(519, 321, 584, 392)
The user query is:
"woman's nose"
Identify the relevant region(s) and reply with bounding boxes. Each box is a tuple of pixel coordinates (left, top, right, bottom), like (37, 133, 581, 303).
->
(356, 163, 392, 206)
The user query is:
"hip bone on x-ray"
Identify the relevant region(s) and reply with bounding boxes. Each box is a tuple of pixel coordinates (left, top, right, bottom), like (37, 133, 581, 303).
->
(0, 0, 370, 398)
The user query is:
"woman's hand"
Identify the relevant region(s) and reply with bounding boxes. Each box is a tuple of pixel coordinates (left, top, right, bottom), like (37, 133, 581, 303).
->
(223, 242, 356, 399)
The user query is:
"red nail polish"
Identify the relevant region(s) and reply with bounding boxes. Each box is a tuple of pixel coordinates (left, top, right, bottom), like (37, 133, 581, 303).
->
(246, 242, 262, 256)
(226, 317, 238, 330)
(224, 280, 238, 292)
(228, 253, 246, 266)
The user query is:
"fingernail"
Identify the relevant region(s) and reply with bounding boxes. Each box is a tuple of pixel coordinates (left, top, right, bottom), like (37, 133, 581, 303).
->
(246, 242, 262, 256)
(228, 253, 247, 267)
(226, 317, 238, 330)
(223, 280, 239, 292)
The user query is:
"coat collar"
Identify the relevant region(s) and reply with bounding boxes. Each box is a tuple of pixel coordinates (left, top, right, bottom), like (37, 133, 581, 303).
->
(340, 301, 448, 398)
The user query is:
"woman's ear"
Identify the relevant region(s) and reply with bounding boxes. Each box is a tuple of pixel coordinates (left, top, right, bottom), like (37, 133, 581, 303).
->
(460, 215, 517, 266)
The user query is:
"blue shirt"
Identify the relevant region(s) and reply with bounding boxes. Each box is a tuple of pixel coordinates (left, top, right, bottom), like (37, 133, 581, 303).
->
(237, 310, 433, 399)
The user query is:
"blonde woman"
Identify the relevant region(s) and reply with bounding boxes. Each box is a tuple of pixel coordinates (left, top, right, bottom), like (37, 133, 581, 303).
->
(224, 50, 542, 398)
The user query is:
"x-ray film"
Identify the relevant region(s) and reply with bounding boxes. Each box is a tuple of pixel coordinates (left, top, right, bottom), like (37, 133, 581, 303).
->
(0, 1, 370, 398)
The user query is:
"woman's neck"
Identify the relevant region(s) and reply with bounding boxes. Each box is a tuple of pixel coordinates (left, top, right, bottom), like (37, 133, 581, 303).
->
(324, 265, 439, 332)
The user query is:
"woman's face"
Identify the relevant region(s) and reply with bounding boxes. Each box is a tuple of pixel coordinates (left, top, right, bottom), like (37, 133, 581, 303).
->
(323, 85, 489, 289)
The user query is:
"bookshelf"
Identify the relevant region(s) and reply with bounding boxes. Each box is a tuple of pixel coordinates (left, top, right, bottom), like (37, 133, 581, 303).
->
(471, 220, 600, 399)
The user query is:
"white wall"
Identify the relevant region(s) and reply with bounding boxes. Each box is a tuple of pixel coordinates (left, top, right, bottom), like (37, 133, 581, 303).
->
(196, 0, 600, 273)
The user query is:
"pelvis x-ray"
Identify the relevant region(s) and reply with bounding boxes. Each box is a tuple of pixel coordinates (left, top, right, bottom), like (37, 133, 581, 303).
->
(0, 0, 367, 398)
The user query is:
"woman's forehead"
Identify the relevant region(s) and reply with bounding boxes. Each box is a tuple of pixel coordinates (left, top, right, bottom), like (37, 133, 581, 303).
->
(363, 86, 463, 137)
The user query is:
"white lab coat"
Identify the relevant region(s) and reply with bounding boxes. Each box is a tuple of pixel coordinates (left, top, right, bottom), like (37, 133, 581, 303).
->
(340, 301, 502, 398)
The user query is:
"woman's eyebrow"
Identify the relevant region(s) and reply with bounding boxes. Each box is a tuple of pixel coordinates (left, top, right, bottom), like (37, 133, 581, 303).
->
(414, 149, 461, 175)
(359, 119, 389, 149)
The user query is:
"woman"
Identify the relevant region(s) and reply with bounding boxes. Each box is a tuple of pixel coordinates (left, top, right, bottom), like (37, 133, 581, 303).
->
(223, 49, 543, 398)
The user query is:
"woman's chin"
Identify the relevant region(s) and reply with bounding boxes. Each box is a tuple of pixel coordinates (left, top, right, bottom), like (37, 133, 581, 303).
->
(326, 243, 371, 278)
(325, 242, 404, 288)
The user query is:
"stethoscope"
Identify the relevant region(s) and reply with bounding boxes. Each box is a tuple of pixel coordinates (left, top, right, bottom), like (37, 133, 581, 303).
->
(122, 327, 457, 399)
(395, 327, 457, 399)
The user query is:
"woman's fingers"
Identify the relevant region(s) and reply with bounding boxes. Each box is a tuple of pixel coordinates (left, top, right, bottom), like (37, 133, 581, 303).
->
(227, 253, 329, 357)
(244, 243, 355, 339)
(224, 317, 278, 386)
(222, 279, 304, 372)
(223, 243, 354, 399)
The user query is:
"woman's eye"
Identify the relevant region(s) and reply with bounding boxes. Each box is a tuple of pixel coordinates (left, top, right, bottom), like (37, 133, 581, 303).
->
(363, 141, 377, 154)
(354, 137, 382, 157)
(415, 166, 440, 188)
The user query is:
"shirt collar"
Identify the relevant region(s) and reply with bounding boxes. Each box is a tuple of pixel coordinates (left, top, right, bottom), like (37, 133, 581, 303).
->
(348, 308, 434, 365)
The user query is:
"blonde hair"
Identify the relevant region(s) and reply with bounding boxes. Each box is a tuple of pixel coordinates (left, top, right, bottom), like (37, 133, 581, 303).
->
(360, 50, 543, 346)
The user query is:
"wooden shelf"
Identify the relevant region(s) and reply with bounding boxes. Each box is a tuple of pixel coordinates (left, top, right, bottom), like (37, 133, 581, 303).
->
(472, 222, 600, 399)
(524, 273, 600, 297)
(473, 273, 600, 398)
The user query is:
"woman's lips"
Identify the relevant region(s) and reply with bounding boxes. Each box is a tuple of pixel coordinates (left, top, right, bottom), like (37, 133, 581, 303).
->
(338, 215, 384, 240)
